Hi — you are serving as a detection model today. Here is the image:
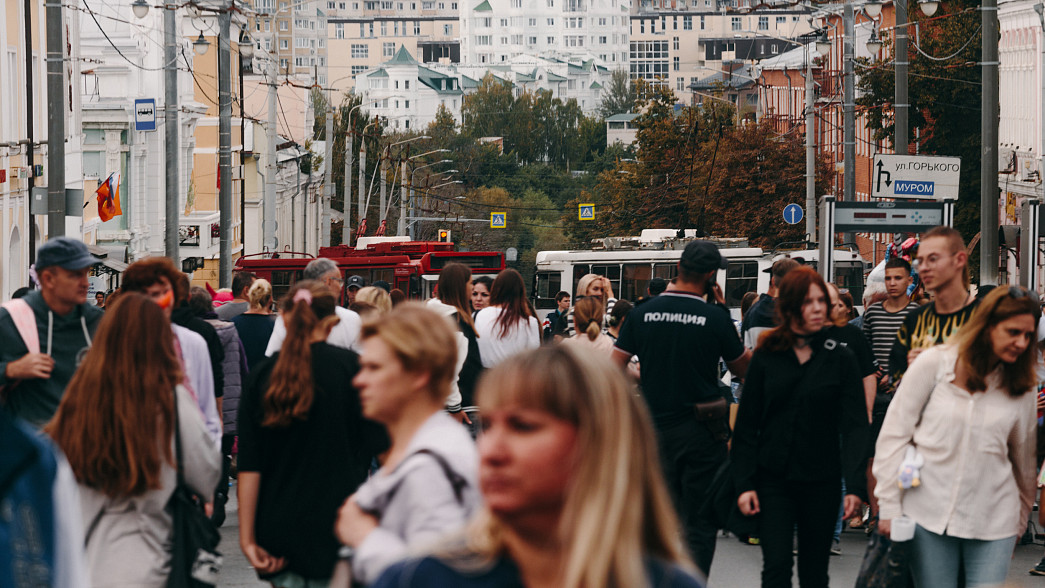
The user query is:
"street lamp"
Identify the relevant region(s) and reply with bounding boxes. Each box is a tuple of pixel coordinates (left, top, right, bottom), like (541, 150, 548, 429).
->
(193, 31, 210, 56)
(132, 0, 150, 19)
(238, 31, 254, 58)
(919, 0, 939, 16)
(866, 29, 883, 53)
(863, 0, 883, 18)
(815, 30, 832, 55)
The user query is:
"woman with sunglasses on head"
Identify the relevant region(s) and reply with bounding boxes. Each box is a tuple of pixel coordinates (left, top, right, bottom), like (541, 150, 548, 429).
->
(732, 267, 869, 588)
(371, 345, 704, 587)
(562, 296, 616, 357)
(874, 286, 1040, 588)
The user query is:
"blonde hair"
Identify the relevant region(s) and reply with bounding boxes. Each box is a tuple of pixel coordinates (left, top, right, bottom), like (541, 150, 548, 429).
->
(248, 278, 273, 310)
(448, 345, 694, 587)
(573, 296, 604, 341)
(359, 303, 458, 402)
(355, 286, 392, 315)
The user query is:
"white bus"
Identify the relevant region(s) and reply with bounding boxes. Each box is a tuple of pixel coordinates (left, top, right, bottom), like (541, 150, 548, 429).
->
(532, 230, 869, 322)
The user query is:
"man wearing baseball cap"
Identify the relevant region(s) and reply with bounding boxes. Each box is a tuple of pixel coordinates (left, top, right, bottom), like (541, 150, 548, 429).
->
(0, 237, 103, 426)
(613, 239, 752, 576)
(345, 275, 365, 305)
(741, 257, 800, 349)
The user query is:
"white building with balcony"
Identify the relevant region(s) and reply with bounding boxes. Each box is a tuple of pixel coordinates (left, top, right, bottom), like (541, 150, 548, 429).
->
(459, 0, 630, 68)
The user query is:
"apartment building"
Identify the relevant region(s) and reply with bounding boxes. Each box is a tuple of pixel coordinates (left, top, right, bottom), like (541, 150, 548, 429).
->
(629, 2, 812, 101)
(250, 0, 328, 83)
(459, 0, 630, 68)
(326, 0, 460, 95)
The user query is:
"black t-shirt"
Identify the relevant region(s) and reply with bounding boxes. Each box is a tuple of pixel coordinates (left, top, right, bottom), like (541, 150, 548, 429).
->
(231, 313, 277, 373)
(237, 342, 389, 579)
(615, 291, 745, 428)
(826, 324, 877, 378)
(889, 299, 979, 386)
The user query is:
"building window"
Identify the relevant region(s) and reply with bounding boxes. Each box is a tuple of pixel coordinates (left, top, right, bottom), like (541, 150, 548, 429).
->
(444, 24, 453, 34)
(547, 18, 555, 26)
(673, 56, 679, 71)
(369, 22, 374, 36)
(699, 15, 704, 29)
(673, 36, 679, 50)
(599, 17, 607, 25)
(547, 36, 555, 44)
(394, 21, 399, 35)
(280, 39, 289, 49)
(384, 42, 395, 56)
(381, 21, 388, 35)
(677, 77, 684, 90)
(476, 35, 492, 45)
(600, 35, 608, 44)
(405, 99, 410, 108)
(479, 17, 492, 27)
(673, 15, 678, 29)
(758, 16, 768, 30)
(776, 16, 786, 24)
(381, 0, 392, 6)
(639, 20, 644, 33)
(414, 21, 420, 34)
(528, 18, 537, 26)
(528, 35, 537, 44)
(628, 40, 669, 86)
(500, 18, 509, 26)
(352, 65, 366, 75)
(731, 17, 741, 31)
(279, 20, 288, 31)
(565, 35, 584, 47)
(351, 43, 369, 57)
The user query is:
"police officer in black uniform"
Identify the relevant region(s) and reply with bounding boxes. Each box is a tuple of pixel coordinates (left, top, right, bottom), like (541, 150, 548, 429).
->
(614, 240, 752, 576)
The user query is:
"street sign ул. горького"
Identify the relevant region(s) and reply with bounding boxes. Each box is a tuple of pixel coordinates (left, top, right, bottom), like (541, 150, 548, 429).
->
(871, 154, 960, 200)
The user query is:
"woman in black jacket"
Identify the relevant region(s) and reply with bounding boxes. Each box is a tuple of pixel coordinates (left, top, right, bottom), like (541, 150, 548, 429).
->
(732, 267, 869, 588)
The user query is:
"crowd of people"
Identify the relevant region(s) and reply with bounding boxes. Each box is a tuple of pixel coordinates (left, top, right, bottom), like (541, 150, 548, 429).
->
(0, 226, 1043, 588)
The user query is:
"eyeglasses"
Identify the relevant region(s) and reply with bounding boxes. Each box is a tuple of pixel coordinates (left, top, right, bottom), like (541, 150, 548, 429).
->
(912, 253, 953, 271)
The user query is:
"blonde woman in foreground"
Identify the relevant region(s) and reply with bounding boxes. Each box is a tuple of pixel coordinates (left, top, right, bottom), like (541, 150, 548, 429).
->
(371, 345, 704, 588)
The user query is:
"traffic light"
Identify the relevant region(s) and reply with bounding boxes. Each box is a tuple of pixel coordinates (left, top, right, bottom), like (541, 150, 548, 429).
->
(437, 229, 451, 243)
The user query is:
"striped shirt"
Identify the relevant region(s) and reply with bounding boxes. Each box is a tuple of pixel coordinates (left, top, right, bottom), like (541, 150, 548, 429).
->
(861, 301, 919, 376)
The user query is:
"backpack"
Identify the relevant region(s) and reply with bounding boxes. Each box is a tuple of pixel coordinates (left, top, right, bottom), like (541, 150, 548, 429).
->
(2, 299, 40, 354)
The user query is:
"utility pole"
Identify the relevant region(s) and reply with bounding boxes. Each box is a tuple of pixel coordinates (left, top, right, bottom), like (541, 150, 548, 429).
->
(24, 0, 36, 262)
(399, 158, 408, 235)
(45, 0, 65, 237)
(264, 57, 277, 252)
(843, 0, 855, 204)
(358, 139, 366, 233)
(343, 124, 353, 245)
(895, 0, 909, 155)
(805, 44, 816, 241)
(164, 6, 179, 259)
(981, 0, 1000, 283)
(322, 92, 333, 247)
(218, 6, 233, 288)
(379, 148, 387, 224)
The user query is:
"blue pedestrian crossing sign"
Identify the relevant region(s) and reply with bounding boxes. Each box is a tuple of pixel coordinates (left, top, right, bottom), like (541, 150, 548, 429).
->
(490, 212, 507, 229)
(783, 203, 803, 225)
(578, 203, 595, 221)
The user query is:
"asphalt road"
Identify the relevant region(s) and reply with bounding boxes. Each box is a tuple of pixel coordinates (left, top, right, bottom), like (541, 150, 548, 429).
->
(216, 481, 1045, 586)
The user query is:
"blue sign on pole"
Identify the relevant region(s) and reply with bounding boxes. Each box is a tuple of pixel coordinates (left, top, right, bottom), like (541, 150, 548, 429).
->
(134, 99, 156, 132)
(783, 203, 804, 225)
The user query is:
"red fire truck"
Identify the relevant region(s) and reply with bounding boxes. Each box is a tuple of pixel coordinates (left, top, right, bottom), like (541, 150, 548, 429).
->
(234, 237, 506, 303)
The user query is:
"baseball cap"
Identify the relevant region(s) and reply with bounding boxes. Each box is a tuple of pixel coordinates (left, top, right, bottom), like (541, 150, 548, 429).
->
(36, 237, 98, 271)
(680, 240, 728, 273)
(763, 257, 802, 281)
(346, 275, 365, 290)
(372, 280, 392, 293)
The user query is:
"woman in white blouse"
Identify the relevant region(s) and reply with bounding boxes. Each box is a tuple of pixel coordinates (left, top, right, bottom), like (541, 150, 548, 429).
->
(474, 269, 541, 368)
(874, 286, 1040, 588)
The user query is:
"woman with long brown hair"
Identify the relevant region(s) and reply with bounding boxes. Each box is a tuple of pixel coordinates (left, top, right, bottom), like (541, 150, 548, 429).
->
(47, 292, 220, 587)
(874, 286, 1040, 587)
(732, 267, 869, 588)
(475, 269, 540, 368)
(237, 280, 386, 586)
(427, 262, 484, 427)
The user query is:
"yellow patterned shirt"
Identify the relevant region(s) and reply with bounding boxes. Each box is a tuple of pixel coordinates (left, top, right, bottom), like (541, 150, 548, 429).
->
(889, 299, 980, 388)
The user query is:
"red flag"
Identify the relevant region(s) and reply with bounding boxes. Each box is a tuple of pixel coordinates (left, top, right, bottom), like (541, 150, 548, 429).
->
(97, 172, 122, 222)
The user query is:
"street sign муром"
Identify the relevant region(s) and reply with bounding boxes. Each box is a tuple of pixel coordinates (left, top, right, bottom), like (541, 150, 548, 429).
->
(871, 154, 960, 200)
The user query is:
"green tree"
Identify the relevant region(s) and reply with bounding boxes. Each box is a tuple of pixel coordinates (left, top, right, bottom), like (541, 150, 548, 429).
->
(854, 0, 981, 275)
(598, 69, 637, 118)
(461, 74, 515, 139)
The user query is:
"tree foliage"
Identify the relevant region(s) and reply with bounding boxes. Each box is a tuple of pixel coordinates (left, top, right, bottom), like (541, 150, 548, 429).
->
(855, 0, 982, 274)
(564, 80, 831, 248)
(598, 69, 637, 118)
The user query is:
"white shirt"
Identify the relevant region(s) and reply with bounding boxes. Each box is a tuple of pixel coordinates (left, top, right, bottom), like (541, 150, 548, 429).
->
(173, 325, 221, 446)
(264, 306, 362, 356)
(874, 345, 1037, 540)
(475, 306, 541, 368)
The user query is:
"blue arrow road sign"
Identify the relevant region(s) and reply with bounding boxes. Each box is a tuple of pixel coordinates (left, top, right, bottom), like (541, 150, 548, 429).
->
(783, 203, 804, 225)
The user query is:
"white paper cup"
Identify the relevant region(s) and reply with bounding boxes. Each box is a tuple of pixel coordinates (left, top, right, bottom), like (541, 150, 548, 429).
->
(891, 516, 916, 542)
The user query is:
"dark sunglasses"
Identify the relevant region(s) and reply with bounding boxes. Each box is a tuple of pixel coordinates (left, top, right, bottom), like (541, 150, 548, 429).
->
(1007, 285, 1041, 306)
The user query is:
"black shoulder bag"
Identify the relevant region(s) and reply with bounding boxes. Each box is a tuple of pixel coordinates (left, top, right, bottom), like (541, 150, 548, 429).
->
(168, 387, 223, 587)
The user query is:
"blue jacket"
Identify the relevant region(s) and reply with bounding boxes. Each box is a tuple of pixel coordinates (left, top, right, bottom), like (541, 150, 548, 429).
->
(0, 407, 58, 586)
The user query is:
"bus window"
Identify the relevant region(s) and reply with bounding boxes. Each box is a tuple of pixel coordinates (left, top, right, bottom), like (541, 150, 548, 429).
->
(621, 263, 653, 303)
(271, 270, 300, 303)
(724, 261, 758, 308)
(534, 271, 562, 310)
(653, 263, 678, 282)
(835, 262, 865, 307)
(372, 268, 394, 286)
(570, 264, 591, 295)
(589, 265, 622, 298)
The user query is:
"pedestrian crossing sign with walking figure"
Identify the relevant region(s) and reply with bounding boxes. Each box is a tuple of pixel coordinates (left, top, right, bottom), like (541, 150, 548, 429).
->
(490, 212, 507, 228)
(578, 203, 595, 221)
